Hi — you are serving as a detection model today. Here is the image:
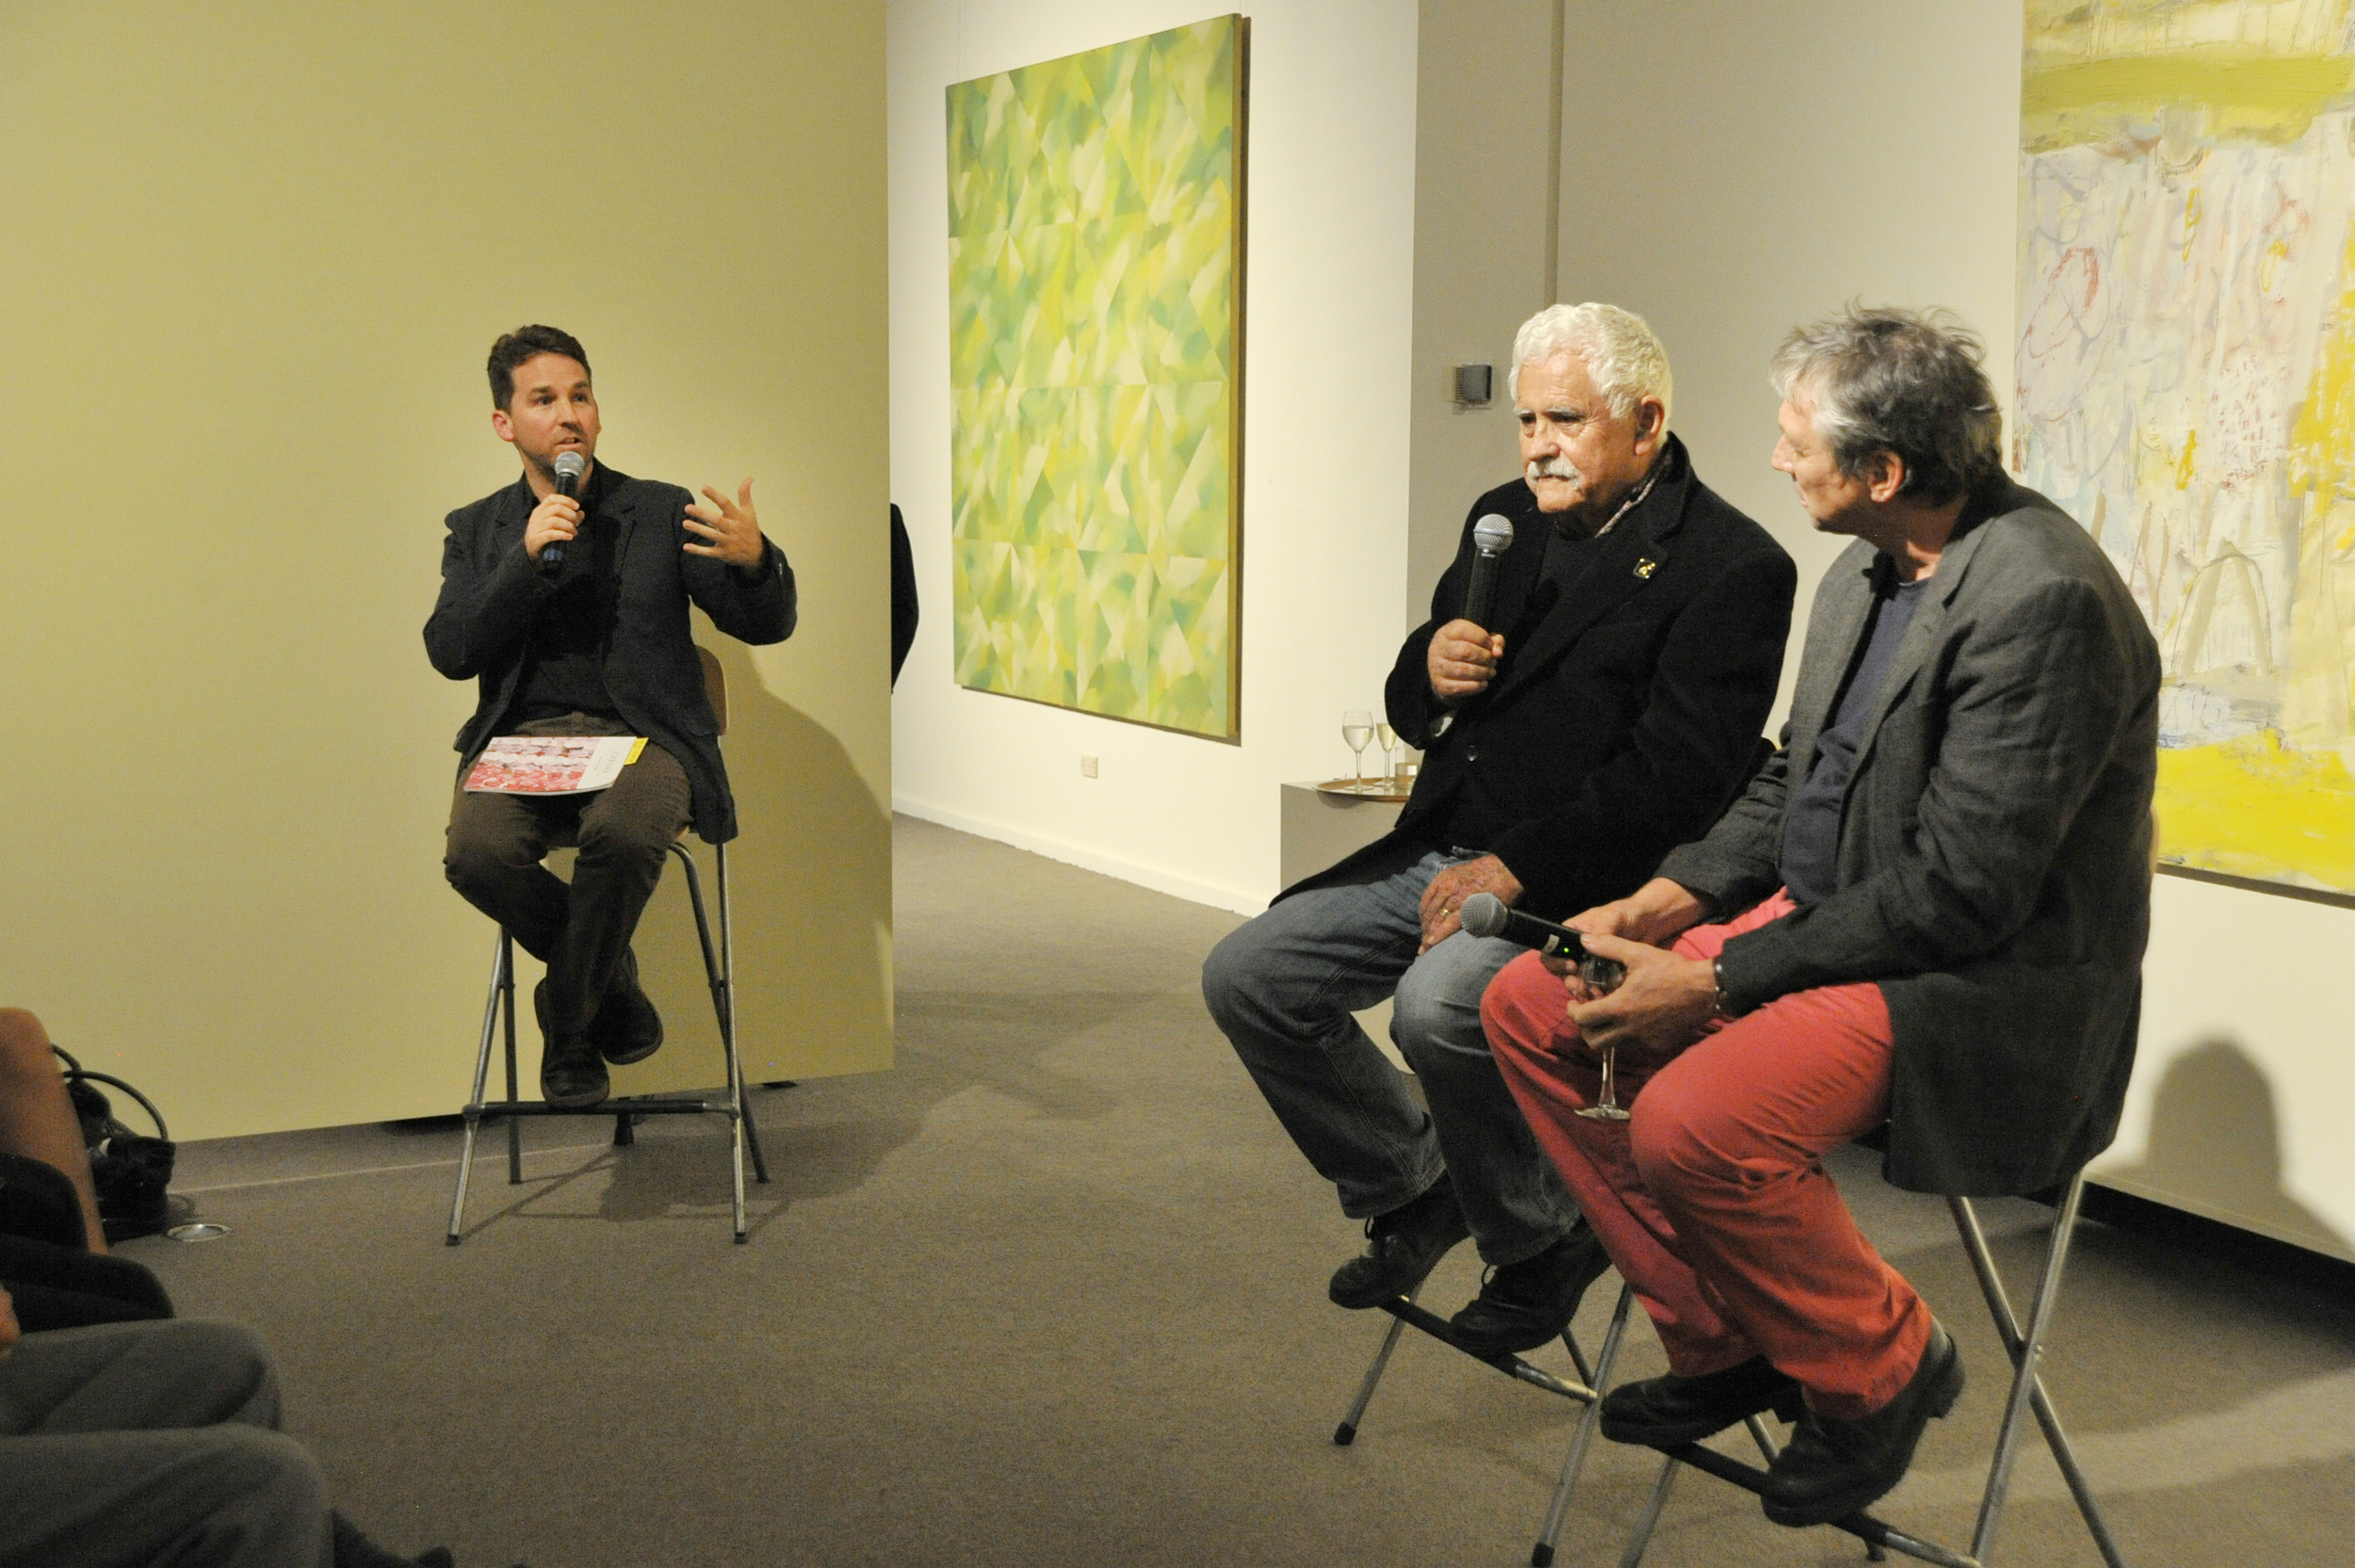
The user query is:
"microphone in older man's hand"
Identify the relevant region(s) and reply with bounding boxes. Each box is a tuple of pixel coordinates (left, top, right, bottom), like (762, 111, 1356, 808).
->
(1459, 893, 1627, 992)
(1463, 513, 1514, 632)
(544, 451, 588, 571)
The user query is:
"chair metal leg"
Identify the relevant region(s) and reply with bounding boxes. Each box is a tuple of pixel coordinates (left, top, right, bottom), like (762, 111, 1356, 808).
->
(1334, 1284, 1420, 1445)
(501, 945, 522, 1185)
(1532, 1282, 1637, 1565)
(717, 841, 748, 1241)
(1618, 1455, 1681, 1568)
(447, 929, 511, 1245)
(1954, 1177, 2124, 1568)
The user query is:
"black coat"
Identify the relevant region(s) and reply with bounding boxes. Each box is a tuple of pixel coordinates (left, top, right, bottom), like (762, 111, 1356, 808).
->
(1287, 436, 1795, 920)
(423, 463, 798, 844)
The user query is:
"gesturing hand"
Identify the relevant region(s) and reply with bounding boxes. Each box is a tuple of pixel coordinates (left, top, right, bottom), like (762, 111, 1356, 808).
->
(1418, 853, 1522, 952)
(685, 478, 770, 570)
(1427, 619, 1503, 704)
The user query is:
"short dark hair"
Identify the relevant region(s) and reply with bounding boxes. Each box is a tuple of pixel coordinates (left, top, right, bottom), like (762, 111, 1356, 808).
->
(1769, 306, 2002, 505)
(487, 325, 591, 409)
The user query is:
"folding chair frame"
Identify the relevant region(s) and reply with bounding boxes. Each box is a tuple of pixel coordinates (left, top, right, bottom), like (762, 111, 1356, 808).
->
(1614, 1170, 2128, 1568)
(1334, 1279, 1640, 1567)
(445, 837, 770, 1245)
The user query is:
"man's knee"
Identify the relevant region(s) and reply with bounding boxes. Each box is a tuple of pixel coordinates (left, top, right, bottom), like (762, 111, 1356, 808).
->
(1626, 1077, 1751, 1200)
(443, 818, 536, 897)
(1391, 947, 1497, 1067)
(1200, 919, 1275, 1032)
(183, 1427, 332, 1554)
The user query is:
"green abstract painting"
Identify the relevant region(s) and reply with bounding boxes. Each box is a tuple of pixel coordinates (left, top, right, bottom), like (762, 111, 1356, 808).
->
(947, 15, 1245, 739)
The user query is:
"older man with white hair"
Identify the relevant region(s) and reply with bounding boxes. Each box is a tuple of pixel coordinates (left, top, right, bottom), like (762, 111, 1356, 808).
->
(1204, 304, 1795, 1351)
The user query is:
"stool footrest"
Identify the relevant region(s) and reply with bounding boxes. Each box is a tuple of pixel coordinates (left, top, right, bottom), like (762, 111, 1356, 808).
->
(463, 1098, 737, 1121)
(1374, 1296, 1598, 1403)
(1655, 1442, 1978, 1568)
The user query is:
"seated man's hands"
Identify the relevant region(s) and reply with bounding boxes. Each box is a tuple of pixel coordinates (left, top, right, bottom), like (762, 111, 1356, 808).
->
(1, 1284, 17, 1363)
(1558, 932, 1717, 1070)
(685, 478, 771, 571)
(1428, 619, 1503, 704)
(1419, 853, 1521, 952)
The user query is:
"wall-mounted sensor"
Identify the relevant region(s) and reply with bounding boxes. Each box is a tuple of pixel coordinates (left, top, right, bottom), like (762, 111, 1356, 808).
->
(1454, 364, 1493, 406)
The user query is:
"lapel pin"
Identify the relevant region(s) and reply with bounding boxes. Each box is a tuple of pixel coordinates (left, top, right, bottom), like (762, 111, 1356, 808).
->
(1633, 557, 1660, 579)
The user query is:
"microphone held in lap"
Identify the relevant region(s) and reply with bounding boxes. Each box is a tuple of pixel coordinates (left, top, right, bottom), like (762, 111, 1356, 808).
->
(1459, 893, 1626, 992)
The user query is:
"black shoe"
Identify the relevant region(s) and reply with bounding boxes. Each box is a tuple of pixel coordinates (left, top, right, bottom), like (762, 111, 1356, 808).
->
(1328, 1177, 1470, 1309)
(1761, 1323, 1964, 1528)
(590, 951, 664, 1065)
(1600, 1355, 1805, 1447)
(539, 1039, 609, 1108)
(1448, 1223, 1611, 1355)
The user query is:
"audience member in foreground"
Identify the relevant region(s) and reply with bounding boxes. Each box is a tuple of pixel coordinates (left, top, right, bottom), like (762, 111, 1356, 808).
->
(1481, 306, 2159, 1526)
(1204, 303, 1795, 1351)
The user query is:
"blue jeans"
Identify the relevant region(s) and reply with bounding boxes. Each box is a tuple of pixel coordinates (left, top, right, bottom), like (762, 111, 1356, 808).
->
(1202, 850, 1581, 1265)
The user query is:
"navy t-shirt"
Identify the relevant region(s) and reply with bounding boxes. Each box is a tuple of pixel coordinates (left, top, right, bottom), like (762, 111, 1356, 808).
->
(1778, 569, 1929, 904)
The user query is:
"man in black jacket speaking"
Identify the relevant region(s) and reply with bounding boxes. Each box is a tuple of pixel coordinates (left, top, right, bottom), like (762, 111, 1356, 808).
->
(1202, 304, 1795, 1351)
(426, 326, 796, 1108)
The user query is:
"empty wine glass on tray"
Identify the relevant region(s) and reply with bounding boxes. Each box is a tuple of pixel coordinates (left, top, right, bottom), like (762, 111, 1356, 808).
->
(1375, 719, 1399, 790)
(1341, 710, 1375, 790)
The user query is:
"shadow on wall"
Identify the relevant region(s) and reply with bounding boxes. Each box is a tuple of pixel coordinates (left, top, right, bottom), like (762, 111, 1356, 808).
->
(2099, 1037, 2352, 1256)
(613, 636, 891, 1094)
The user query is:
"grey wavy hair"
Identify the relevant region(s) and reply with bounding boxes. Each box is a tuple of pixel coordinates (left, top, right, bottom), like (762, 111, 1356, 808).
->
(1509, 302, 1673, 428)
(1770, 305, 2002, 504)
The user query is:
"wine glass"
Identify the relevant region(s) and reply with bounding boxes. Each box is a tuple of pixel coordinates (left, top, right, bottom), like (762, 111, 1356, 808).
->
(1375, 720, 1399, 790)
(1575, 954, 1633, 1121)
(1341, 710, 1375, 789)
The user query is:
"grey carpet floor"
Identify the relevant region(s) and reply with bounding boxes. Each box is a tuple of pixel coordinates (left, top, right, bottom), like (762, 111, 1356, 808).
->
(118, 816, 2354, 1567)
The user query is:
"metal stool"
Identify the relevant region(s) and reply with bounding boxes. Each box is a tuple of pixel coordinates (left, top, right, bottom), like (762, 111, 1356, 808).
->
(1335, 1277, 1640, 1567)
(1613, 1168, 2128, 1567)
(444, 647, 771, 1245)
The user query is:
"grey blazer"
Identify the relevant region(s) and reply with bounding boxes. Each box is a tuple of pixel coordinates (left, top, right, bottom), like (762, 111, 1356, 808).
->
(1655, 481, 2160, 1197)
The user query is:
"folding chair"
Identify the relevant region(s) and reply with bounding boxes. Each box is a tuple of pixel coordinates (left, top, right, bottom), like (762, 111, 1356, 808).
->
(1613, 1168, 2128, 1568)
(444, 648, 771, 1246)
(1333, 1277, 1641, 1567)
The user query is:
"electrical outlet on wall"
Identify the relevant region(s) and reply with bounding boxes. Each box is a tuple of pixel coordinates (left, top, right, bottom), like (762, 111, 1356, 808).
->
(1080, 754, 1098, 778)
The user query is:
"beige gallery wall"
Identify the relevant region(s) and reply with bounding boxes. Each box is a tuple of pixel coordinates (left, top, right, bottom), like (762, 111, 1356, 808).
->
(0, 3, 892, 1140)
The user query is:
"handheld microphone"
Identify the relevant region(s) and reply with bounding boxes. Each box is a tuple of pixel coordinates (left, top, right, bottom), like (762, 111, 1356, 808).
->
(1462, 513, 1514, 632)
(1459, 892, 1626, 992)
(544, 451, 588, 571)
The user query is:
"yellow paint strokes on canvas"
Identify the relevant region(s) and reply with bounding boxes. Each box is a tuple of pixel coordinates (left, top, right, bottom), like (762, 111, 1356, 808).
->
(2157, 733, 2355, 889)
(2288, 208, 2355, 499)
(2022, 49, 2355, 150)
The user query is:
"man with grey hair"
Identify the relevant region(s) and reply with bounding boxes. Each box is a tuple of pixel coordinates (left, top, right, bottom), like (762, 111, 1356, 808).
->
(1203, 303, 1795, 1351)
(1483, 305, 2158, 1526)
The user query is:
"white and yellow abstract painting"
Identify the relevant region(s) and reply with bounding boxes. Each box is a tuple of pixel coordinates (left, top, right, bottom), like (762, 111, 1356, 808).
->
(2019, 0, 2355, 891)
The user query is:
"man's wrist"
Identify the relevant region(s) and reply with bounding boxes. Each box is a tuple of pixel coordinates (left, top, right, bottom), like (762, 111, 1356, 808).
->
(1711, 958, 1746, 1020)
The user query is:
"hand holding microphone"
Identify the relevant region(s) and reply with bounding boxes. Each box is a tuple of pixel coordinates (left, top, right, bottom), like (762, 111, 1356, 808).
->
(1459, 893, 1626, 995)
(530, 451, 589, 570)
(1428, 514, 1514, 704)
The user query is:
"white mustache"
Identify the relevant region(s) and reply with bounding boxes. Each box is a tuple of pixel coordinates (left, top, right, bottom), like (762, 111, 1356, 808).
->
(1526, 458, 1583, 484)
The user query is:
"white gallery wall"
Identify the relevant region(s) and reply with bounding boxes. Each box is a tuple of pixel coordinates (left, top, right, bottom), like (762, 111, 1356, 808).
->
(888, 1, 1420, 913)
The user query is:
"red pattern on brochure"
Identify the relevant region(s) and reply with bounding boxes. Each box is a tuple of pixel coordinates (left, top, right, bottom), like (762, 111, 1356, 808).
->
(462, 735, 647, 796)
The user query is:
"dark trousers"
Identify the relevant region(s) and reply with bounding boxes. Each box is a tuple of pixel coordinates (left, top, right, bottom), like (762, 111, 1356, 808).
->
(443, 717, 692, 1038)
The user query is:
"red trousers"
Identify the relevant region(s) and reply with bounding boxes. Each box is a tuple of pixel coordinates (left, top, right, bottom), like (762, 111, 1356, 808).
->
(1481, 891, 1930, 1418)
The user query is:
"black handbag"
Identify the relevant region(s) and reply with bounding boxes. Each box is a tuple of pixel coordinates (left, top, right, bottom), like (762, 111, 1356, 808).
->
(54, 1045, 178, 1243)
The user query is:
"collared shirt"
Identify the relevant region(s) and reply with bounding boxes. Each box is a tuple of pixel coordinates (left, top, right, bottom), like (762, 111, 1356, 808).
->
(513, 461, 623, 724)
